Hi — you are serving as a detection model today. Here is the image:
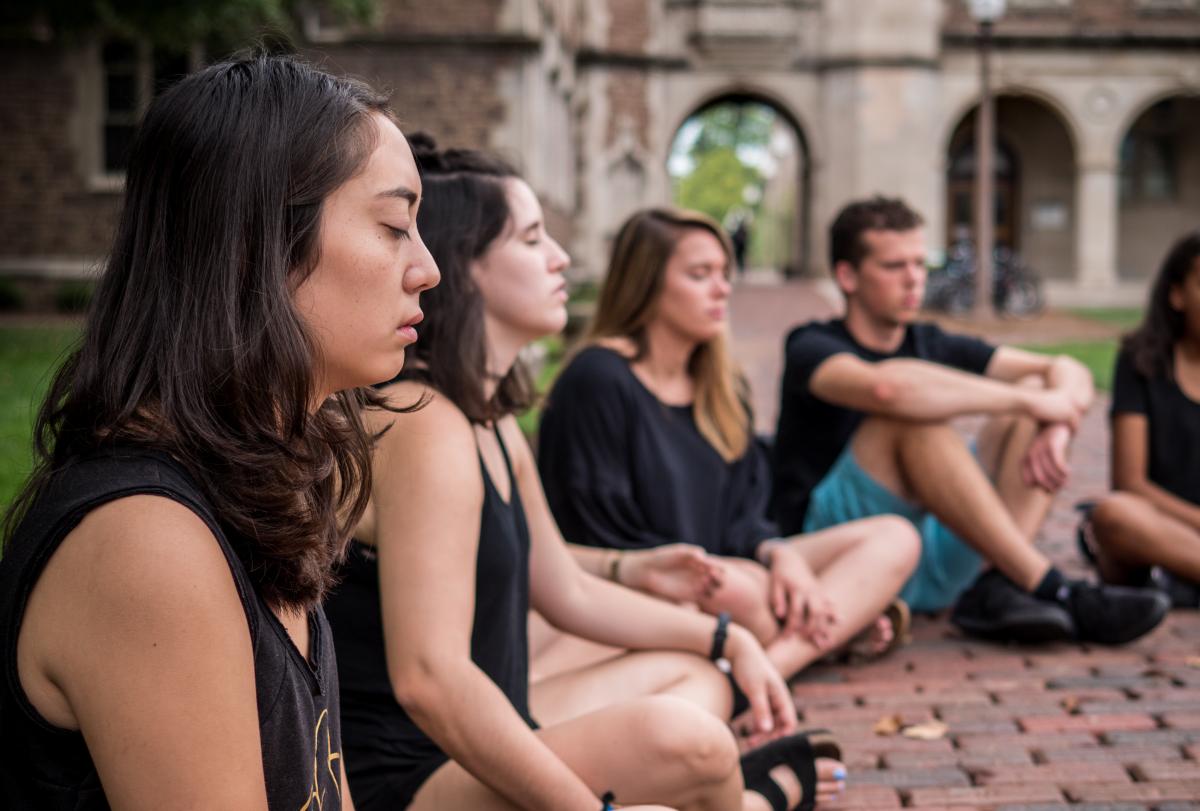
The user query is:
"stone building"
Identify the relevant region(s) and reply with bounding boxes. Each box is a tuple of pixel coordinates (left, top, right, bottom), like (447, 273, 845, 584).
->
(2, 0, 1199, 304)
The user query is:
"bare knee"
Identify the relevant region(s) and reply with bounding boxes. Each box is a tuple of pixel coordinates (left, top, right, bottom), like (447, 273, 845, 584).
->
(863, 515, 922, 577)
(633, 696, 739, 786)
(1091, 492, 1154, 548)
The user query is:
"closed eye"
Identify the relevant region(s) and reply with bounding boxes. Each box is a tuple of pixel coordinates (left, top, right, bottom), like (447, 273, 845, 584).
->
(385, 225, 411, 241)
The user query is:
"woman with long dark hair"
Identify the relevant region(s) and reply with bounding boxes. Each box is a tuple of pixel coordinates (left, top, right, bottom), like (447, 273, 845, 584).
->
(1085, 232, 1200, 606)
(537, 208, 920, 684)
(325, 137, 845, 811)
(0, 54, 437, 808)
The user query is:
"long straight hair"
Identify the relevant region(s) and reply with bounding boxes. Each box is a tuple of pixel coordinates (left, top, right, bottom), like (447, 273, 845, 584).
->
(3, 55, 399, 610)
(1123, 231, 1200, 379)
(585, 208, 750, 462)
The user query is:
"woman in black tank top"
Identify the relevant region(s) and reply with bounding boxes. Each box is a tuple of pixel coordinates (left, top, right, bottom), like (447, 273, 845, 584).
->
(325, 136, 835, 811)
(0, 56, 437, 809)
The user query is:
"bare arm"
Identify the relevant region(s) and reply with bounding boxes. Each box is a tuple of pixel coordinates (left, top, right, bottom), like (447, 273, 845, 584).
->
(986, 346, 1095, 413)
(511, 418, 795, 737)
(566, 542, 725, 604)
(369, 389, 601, 811)
(17, 496, 271, 810)
(1112, 412, 1200, 532)
(809, 353, 1081, 424)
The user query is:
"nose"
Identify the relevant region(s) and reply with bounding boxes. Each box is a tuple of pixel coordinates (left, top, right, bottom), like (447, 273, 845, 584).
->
(406, 234, 441, 293)
(714, 272, 732, 299)
(546, 235, 570, 275)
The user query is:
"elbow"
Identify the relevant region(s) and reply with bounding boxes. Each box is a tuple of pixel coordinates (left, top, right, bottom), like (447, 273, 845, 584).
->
(388, 655, 453, 716)
(867, 369, 907, 412)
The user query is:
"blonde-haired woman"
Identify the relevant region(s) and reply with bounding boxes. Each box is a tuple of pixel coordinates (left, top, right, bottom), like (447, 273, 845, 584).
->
(538, 208, 921, 684)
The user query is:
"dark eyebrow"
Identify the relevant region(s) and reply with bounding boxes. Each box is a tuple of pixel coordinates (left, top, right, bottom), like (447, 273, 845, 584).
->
(376, 186, 419, 204)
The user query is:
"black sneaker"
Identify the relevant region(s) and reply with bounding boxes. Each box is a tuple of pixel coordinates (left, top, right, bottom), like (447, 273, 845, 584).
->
(951, 569, 1076, 643)
(1058, 580, 1170, 645)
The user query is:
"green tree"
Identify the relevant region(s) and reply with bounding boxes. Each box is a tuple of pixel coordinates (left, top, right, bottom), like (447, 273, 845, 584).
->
(674, 146, 762, 226)
(1, 0, 374, 51)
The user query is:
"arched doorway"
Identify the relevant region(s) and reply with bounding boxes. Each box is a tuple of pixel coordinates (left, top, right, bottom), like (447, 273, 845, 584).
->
(1118, 95, 1200, 280)
(945, 95, 1077, 281)
(667, 95, 811, 277)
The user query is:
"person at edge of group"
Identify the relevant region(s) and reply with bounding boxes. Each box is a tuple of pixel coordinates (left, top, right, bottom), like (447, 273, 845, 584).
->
(535, 207, 921, 689)
(770, 195, 1170, 645)
(1081, 231, 1200, 608)
(323, 136, 846, 811)
(0, 54, 443, 809)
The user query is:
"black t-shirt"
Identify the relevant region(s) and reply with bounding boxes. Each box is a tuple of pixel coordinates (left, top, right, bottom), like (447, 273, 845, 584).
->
(0, 448, 343, 811)
(537, 345, 778, 559)
(772, 319, 996, 534)
(1111, 347, 1200, 506)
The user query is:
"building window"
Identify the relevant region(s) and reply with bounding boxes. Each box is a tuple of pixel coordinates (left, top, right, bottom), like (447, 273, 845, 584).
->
(1120, 100, 1180, 203)
(100, 41, 193, 175)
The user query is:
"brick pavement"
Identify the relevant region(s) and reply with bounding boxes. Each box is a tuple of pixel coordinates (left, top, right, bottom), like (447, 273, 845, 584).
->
(730, 280, 1200, 811)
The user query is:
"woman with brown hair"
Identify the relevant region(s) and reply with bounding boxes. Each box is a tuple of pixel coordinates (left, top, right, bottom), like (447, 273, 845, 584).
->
(325, 139, 845, 811)
(0, 54, 437, 808)
(538, 207, 921, 684)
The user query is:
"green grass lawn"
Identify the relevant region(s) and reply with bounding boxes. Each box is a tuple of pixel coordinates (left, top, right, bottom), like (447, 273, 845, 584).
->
(1069, 307, 1144, 331)
(0, 325, 80, 510)
(1018, 340, 1118, 392)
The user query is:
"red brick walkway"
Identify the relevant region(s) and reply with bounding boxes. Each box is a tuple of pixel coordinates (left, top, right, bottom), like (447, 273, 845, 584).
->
(730, 280, 1200, 811)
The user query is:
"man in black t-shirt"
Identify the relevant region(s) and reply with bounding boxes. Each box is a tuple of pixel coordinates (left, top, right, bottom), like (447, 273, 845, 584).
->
(772, 196, 1168, 645)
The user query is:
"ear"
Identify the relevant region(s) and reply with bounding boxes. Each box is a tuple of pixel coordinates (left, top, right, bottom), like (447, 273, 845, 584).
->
(833, 260, 859, 297)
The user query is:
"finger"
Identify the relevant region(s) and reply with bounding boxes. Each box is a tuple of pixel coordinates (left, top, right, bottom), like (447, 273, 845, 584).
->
(768, 673, 797, 733)
(771, 577, 788, 621)
(788, 587, 808, 633)
(744, 678, 774, 735)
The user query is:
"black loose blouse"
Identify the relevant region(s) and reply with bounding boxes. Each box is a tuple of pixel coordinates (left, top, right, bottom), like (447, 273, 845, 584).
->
(537, 345, 777, 558)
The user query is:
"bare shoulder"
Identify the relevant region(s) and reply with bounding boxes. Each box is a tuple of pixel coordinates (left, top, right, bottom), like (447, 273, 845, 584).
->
(497, 413, 535, 475)
(21, 494, 248, 727)
(372, 382, 476, 461)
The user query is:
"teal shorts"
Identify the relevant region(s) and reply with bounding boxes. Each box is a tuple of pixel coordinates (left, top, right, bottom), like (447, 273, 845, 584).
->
(802, 445, 982, 612)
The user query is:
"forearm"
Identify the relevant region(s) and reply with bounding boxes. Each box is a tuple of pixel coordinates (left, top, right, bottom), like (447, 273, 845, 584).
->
(567, 543, 620, 581)
(1046, 355, 1095, 412)
(1120, 478, 1200, 534)
(540, 570, 716, 655)
(400, 662, 600, 811)
(872, 359, 1032, 421)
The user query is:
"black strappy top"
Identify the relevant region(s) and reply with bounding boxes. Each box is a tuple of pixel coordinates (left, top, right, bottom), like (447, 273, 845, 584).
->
(326, 426, 535, 811)
(0, 447, 344, 810)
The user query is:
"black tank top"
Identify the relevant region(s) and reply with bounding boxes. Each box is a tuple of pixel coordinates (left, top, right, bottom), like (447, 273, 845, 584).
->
(0, 448, 344, 811)
(326, 427, 535, 811)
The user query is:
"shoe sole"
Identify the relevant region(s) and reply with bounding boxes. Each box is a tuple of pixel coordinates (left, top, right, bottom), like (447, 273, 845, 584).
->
(952, 611, 1075, 644)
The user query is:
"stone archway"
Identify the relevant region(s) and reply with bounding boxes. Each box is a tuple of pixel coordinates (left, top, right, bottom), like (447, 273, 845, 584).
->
(666, 92, 813, 277)
(944, 95, 1078, 282)
(1117, 94, 1200, 281)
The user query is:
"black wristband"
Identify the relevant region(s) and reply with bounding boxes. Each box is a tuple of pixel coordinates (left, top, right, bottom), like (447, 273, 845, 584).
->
(710, 611, 731, 662)
(601, 790, 615, 810)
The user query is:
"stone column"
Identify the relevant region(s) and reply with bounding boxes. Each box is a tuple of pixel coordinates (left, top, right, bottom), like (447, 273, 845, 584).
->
(1074, 159, 1119, 289)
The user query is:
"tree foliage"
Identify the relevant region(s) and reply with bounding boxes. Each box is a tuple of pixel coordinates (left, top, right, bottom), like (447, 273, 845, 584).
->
(1, 0, 374, 51)
(674, 146, 762, 226)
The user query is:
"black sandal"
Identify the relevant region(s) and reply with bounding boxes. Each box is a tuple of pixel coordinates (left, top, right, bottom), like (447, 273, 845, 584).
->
(739, 729, 841, 811)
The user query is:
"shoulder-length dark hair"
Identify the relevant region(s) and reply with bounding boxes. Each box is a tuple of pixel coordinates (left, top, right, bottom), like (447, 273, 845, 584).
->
(3, 54, 398, 610)
(404, 133, 534, 423)
(1123, 231, 1200, 379)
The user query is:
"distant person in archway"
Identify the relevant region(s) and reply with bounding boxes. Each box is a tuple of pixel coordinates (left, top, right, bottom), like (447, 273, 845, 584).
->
(1083, 231, 1200, 608)
(730, 216, 750, 275)
(770, 195, 1169, 646)
(537, 207, 921, 685)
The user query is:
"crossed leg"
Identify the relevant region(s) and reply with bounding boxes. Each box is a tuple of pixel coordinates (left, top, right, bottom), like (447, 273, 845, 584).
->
(1089, 492, 1200, 584)
(413, 653, 843, 811)
(696, 516, 920, 678)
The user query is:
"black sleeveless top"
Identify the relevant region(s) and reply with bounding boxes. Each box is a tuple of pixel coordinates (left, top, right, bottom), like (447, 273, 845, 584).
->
(0, 448, 344, 811)
(326, 427, 535, 811)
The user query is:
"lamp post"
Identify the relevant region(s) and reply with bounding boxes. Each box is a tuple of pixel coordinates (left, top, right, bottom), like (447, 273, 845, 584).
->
(969, 0, 1005, 318)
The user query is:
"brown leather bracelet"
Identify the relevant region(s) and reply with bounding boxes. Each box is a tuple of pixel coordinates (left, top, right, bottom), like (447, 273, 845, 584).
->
(607, 551, 622, 584)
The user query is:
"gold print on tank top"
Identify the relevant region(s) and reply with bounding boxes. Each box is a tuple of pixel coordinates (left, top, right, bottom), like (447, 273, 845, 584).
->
(299, 709, 342, 811)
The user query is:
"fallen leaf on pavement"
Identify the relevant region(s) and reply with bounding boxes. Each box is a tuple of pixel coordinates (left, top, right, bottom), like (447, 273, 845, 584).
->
(873, 714, 902, 736)
(901, 719, 949, 740)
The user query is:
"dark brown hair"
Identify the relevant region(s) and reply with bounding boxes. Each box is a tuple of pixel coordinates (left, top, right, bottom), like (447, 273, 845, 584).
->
(3, 54, 399, 610)
(1122, 231, 1200, 379)
(829, 195, 925, 270)
(404, 133, 534, 423)
(585, 208, 750, 462)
